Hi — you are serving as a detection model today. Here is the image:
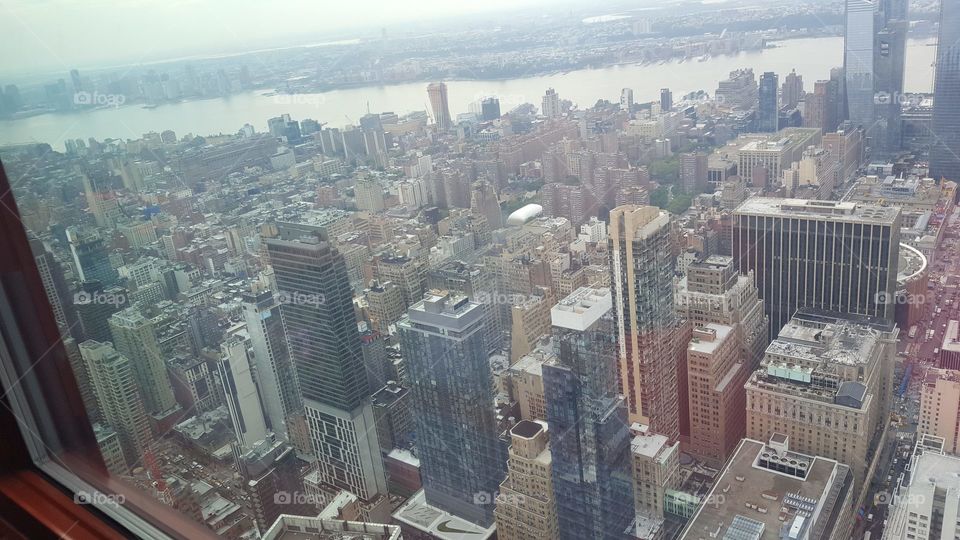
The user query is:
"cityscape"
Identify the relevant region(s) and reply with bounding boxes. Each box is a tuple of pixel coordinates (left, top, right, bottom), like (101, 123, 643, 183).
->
(2, 0, 960, 538)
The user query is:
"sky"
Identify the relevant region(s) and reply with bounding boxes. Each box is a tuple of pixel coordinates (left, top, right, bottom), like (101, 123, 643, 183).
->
(0, 0, 558, 77)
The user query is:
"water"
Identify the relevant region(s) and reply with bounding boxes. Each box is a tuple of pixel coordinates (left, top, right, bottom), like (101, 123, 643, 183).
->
(0, 36, 937, 149)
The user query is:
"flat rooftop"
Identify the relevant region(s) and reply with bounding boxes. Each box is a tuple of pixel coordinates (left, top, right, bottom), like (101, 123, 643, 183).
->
(765, 315, 883, 368)
(735, 197, 900, 225)
(392, 489, 495, 540)
(263, 515, 401, 540)
(943, 320, 960, 353)
(551, 287, 613, 331)
(683, 439, 849, 539)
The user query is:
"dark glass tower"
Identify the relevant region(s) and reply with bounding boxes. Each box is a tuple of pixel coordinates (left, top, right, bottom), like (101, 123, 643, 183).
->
(734, 197, 901, 338)
(544, 287, 635, 540)
(397, 292, 506, 526)
(265, 233, 386, 500)
(758, 71, 779, 132)
(265, 236, 367, 410)
(930, 0, 960, 181)
(875, 0, 908, 155)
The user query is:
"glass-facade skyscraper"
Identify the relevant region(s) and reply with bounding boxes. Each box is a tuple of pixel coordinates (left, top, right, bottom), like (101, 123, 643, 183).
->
(844, 0, 877, 133)
(930, 0, 960, 181)
(544, 287, 635, 540)
(758, 71, 779, 132)
(265, 233, 386, 501)
(398, 292, 507, 526)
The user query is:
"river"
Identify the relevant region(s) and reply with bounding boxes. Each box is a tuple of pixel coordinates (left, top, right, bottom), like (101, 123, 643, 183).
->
(0, 36, 938, 149)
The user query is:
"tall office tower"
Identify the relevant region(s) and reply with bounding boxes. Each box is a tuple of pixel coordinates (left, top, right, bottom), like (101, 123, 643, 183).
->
(745, 310, 897, 502)
(679, 152, 708, 193)
(427, 260, 502, 352)
(804, 79, 840, 132)
(79, 341, 153, 468)
(757, 71, 779, 132)
(241, 290, 301, 439)
(64, 337, 101, 424)
(237, 439, 313, 533)
(733, 197, 901, 338)
(398, 292, 506, 526)
(609, 206, 680, 438)
(883, 435, 960, 539)
(480, 97, 500, 121)
(470, 180, 503, 229)
(781, 69, 804, 109)
(660, 88, 673, 112)
(265, 234, 386, 501)
(66, 227, 118, 286)
(364, 281, 405, 334)
(930, 0, 960, 181)
(108, 306, 179, 418)
(218, 336, 269, 453)
(427, 82, 452, 130)
(544, 287, 634, 540)
(918, 368, 960, 454)
(675, 255, 768, 369)
(844, 0, 878, 134)
(620, 88, 634, 112)
(542, 88, 561, 118)
(31, 238, 75, 330)
(874, 0, 907, 156)
(685, 324, 747, 467)
(493, 421, 559, 540)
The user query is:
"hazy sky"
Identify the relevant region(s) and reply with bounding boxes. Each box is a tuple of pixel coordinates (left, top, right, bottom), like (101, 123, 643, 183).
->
(0, 0, 557, 77)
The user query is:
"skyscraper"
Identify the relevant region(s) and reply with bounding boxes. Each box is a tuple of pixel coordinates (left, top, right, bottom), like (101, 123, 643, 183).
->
(398, 292, 506, 526)
(620, 88, 634, 112)
(875, 0, 908, 155)
(80, 340, 153, 468)
(758, 71, 779, 132)
(67, 226, 118, 286)
(542, 88, 560, 118)
(265, 233, 386, 501)
(930, 0, 960, 181)
(480, 97, 501, 121)
(844, 0, 878, 133)
(733, 197, 901, 337)
(218, 335, 269, 453)
(493, 421, 559, 540)
(109, 306, 179, 419)
(781, 69, 804, 109)
(543, 287, 634, 540)
(608, 206, 680, 438)
(427, 82, 451, 130)
(660, 88, 673, 112)
(241, 290, 301, 438)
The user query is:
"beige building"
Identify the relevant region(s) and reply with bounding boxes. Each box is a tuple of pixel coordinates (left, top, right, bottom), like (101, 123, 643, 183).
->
(736, 128, 821, 187)
(687, 324, 747, 468)
(630, 423, 680, 522)
(509, 347, 549, 421)
(745, 311, 896, 507)
(494, 421, 559, 540)
(882, 434, 960, 540)
(365, 281, 405, 333)
(509, 288, 554, 363)
(919, 368, 960, 454)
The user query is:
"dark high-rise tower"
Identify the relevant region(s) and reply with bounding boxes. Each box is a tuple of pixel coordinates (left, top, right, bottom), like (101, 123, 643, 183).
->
(660, 88, 673, 112)
(875, 0, 908, 155)
(733, 197, 901, 337)
(930, 0, 960, 181)
(544, 287, 634, 540)
(398, 292, 506, 526)
(844, 0, 878, 134)
(758, 71, 779, 132)
(427, 82, 452, 130)
(480, 97, 500, 121)
(265, 232, 386, 500)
